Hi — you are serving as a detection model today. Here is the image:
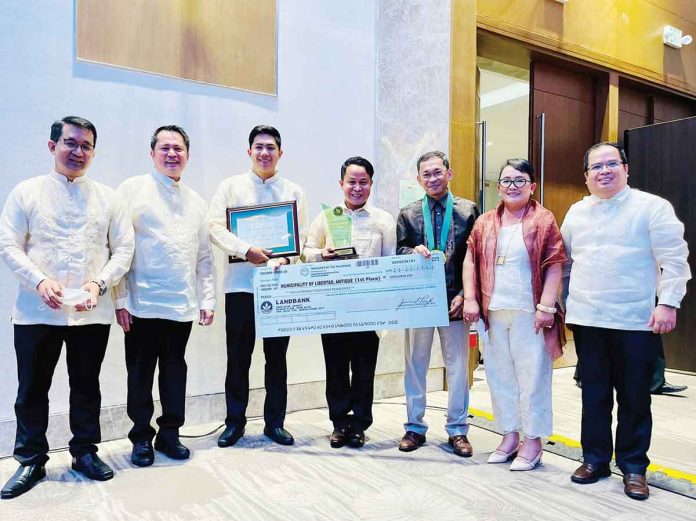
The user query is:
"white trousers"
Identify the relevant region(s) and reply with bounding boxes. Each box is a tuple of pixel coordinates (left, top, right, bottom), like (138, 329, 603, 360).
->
(404, 321, 469, 437)
(485, 309, 553, 438)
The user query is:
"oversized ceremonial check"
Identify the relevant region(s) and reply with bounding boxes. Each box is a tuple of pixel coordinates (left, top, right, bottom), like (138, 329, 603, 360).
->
(253, 253, 449, 338)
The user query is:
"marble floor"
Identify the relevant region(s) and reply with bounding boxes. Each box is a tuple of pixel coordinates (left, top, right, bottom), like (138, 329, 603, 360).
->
(0, 371, 694, 521)
(469, 366, 696, 479)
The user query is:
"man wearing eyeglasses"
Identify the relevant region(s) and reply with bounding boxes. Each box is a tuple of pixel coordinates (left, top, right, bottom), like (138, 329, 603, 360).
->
(396, 150, 479, 457)
(561, 142, 690, 500)
(0, 116, 134, 499)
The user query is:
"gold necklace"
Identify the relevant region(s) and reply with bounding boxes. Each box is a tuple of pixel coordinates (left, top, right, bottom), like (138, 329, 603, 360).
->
(495, 206, 528, 266)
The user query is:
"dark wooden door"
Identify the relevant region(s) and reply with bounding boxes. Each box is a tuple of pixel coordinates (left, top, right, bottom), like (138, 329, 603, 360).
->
(625, 116, 696, 372)
(529, 61, 596, 223)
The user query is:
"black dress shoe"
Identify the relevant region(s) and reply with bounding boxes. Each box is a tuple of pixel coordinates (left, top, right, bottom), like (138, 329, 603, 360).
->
(71, 453, 114, 481)
(154, 437, 190, 460)
(348, 429, 365, 448)
(1, 464, 46, 499)
(570, 462, 611, 484)
(218, 425, 245, 448)
(330, 427, 348, 448)
(652, 382, 688, 395)
(131, 441, 155, 467)
(264, 426, 294, 446)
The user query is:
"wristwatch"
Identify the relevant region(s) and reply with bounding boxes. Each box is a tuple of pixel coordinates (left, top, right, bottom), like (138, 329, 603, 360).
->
(91, 279, 107, 296)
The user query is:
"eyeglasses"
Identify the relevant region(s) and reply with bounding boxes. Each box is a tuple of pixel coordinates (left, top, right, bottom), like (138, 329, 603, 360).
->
(419, 170, 446, 182)
(499, 177, 532, 189)
(587, 160, 624, 173)
(60, 138, 94, 154)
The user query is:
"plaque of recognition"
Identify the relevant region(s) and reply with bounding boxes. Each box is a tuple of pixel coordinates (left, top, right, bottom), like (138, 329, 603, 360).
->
(253, 252, 449, 338)
(321, 204, 356, 260)
(226, 201, 300, 263)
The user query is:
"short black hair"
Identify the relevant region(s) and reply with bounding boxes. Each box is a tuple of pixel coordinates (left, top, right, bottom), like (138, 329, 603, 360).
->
(416, 151, 449, 173)
(248, 125, 281, 149)
(340, 156, 374, 179)
(50, 116, 97, 146)
(499, 158, 535, 183)
(151, 125, 190, 152)
(583, 142, 627, 171)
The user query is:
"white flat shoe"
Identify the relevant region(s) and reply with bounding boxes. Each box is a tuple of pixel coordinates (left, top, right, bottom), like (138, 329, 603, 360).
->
(487, 448, 518, 464)
(510, 450, 542, 471)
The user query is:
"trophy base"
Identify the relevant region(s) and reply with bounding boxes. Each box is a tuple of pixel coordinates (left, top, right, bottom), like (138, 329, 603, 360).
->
(323, 246, 358, 260)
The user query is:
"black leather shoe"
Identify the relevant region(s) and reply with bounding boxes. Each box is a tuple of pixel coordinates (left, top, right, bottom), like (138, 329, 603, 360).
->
(652, 382, 688, 395)
(1, 464, 46, 499)
(330, 427, 348, 448)
(71, 453, 114, 481)
(154, 437, 190, 460)
(264, 426, 294, 446)
(570, 462, 611, 484)
(218, 425, 245, 447)
(348, 428, 365, 448)
(131, 441, 155, 467)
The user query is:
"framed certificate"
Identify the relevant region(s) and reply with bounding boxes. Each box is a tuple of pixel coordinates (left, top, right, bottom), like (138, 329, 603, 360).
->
(226, 201, 300, 263)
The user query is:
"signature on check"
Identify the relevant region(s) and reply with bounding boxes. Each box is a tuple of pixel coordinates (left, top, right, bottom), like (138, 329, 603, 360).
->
(397, 295, 436, 309)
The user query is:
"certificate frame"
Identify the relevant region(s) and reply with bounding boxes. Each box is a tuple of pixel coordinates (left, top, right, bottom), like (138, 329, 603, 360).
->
(226, 200, 300, 263)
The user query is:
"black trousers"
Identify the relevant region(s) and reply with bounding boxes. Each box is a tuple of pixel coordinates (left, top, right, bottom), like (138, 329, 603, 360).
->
(225, 292, 289, 429)
(574, 336, 667, 392)
(125, 317, 192, 443)
(573, 325, 661, 475)
(13, 323, 110, 466)
(321, 331, 379, 431)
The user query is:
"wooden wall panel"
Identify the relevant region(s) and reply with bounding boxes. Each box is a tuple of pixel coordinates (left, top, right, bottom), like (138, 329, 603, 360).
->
(654, 94, 696, 122)
(530, 61, 595, 224)
(478, 0, 618, 60)
(449, 0, 478, 202)
(643, 0, 696, 24)
(76, 0, 277, 95)
(619, 86, 652, 117)
(618, 85, 651, 144)
(477, 0, 696, 98)
(618, 0, 666, 74)
(618, 111, 650, 145)
(532, 62, 594, 102)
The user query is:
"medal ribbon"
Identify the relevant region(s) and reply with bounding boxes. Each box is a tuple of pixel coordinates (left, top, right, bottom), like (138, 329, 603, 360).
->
(422, 192, 453, 252)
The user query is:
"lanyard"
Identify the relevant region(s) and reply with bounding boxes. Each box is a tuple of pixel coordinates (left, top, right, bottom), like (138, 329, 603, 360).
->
(422, 192, 453, 252)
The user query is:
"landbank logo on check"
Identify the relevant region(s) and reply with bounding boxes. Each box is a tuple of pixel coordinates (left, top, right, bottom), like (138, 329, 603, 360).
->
(253, 253, 449, 338)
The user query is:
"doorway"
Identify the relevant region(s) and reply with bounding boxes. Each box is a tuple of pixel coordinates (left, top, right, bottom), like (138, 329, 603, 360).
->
(476, 34, 597, 224)
(477, 60, 529, 213)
